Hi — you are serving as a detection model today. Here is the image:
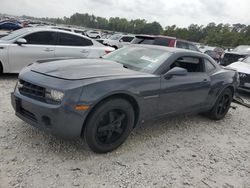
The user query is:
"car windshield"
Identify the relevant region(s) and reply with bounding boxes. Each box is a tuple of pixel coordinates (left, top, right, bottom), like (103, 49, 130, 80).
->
(0, 28, 30, 41)
(103, 46, 172, 73)
(109, 34, 122, 40)
(243, 56, 250, 64)
(232, 45, 250, 54)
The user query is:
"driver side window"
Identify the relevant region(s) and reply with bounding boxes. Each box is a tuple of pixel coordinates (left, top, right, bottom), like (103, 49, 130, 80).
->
(169, 56, 204, 73)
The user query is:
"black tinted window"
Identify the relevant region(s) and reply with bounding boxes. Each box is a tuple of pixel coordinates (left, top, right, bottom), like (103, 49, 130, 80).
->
(170, 56, 204, 72)
(131, 37, 154, 44)
(58, 33, 93, 46)
(204, 59, 216, 72)
(24, 31, 57, 45)
(121, 36, 134, 42)
(176, 41, 188, 49)
(154, 38, 171, 46)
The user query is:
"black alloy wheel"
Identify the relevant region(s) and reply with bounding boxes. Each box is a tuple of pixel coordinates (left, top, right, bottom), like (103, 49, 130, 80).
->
(207, 88, 233, 120)
(84, 98, 134, 153)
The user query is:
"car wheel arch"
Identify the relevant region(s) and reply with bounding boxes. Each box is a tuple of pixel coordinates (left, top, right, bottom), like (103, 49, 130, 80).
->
(81, 93, 140, 137)
(0, 61, 3, 73)
(214, 85, 235, 105)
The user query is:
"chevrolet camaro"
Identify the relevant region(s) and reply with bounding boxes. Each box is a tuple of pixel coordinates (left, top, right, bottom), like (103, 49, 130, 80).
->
(11, 45, 239, 153)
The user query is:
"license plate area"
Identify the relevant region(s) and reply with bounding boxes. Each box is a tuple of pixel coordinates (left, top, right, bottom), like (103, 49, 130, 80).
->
(15, 98, 37, 122)
(244, 83, 250, 88)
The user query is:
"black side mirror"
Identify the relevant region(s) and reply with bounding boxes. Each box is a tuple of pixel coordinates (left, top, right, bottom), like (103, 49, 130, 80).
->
(164, 67, 188, 79)
(16, 38, 27, 46)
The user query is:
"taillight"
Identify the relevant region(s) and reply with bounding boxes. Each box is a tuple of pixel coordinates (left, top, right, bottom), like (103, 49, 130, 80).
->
(105, 50, 111, 54)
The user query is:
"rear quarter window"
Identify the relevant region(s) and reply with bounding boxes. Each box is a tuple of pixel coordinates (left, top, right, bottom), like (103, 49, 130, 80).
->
(154, 38, 171, 47)
(204, 59, 216, 72)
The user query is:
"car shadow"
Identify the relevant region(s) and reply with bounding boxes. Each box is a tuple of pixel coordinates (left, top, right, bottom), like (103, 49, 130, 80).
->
(0, 73, 18, 79)
(14, 113, 226, 159)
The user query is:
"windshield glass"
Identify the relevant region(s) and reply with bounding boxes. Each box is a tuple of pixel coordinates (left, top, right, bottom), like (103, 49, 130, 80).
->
(233, 45, 250, 54)
(109, 34, 122, 40)
(243, 56, 250, 64)
(103, 46, 172, 73)
(1, 28, 30, 41)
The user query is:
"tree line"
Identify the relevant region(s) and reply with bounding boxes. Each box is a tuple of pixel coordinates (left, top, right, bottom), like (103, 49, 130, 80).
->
(23, 13, 250, 48)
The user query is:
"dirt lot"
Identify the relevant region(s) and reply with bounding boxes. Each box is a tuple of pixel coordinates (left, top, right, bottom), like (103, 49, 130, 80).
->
(0, 74, 250, 188)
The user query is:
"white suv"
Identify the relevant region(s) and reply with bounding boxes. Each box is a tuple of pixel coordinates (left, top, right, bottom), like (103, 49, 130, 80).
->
(0, 28, 114, 73)
(86, 30, 101, 39)
(103, 34, 134, 49)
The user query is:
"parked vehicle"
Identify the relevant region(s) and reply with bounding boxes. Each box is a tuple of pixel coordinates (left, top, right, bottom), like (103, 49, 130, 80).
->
(51, 26, 86, 35)
(103, 34, 135, 49)
(221, 45, 250, 66)
(131, 35, 200, 52)
(0, 30, 9, 38)
(227, 56, 250, 92)
(203, 47, 224, 63)
(86, 30, 102, 39)
(0, 22, 23, 30)
(0, 27, 114, 73)
(11, 45, 238, 153)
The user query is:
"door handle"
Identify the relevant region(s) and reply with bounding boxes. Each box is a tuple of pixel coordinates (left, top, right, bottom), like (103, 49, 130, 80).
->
(80, 49, 89, 53)
(44, 48, 54, 52)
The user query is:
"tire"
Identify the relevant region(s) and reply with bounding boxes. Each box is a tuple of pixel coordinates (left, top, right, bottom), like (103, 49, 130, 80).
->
(0, 62, 3, 74)
(206, 88, 233, 120)
(112, 46, 118, 50)
(84, 98, 135, 153)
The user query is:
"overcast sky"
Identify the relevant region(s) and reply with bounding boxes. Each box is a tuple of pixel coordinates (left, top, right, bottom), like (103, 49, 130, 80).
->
(1, 0, 250, 27)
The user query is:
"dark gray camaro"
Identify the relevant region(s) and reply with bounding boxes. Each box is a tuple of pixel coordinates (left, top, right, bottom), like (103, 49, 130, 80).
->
(11, 45, 239, 153)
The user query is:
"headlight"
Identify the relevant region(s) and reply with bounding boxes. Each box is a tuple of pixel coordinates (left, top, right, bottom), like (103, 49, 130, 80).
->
(45, 89, 64, 102)
(15, 80, 23, 91)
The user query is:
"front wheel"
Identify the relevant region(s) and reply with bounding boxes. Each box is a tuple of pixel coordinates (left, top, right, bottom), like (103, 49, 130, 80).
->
(84, 98, 135, 153)
(206, 88, 233, 120)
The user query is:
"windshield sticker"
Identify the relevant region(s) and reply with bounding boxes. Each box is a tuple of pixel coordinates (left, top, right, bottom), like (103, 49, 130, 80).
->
(140, 56, 159, 63)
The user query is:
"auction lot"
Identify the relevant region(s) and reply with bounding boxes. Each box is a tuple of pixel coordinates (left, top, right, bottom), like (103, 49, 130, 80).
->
(0, 74, 250, 188)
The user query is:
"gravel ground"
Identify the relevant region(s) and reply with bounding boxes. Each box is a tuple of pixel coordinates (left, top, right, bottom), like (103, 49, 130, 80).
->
(0, 74, 250, 188)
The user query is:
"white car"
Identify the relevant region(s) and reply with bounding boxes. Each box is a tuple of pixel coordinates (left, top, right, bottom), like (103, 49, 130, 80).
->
(227, 56, 250, 92)
(0, 28, 114, 73)
(50, 26, 87, 36)
(86, 30, 101, 39)
(103, 34, 135, 49)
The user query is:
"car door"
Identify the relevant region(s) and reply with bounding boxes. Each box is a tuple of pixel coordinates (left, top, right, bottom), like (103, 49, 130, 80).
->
(159, 56, 211, 115)
(8, 31, 56, 73)
(55, 32, 96, 58)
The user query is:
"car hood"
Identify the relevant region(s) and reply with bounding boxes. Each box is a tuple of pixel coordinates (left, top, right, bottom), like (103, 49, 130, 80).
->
(226, 51, 250, 55)
(227, 62, 250, 74)
(31, 58, 147, 80)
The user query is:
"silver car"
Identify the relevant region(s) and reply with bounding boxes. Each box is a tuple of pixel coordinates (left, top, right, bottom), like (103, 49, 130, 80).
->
(0, 27, 114, 73)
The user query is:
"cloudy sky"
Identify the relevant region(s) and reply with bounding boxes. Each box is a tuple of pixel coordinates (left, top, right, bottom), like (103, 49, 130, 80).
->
(1, 0, 249, 27)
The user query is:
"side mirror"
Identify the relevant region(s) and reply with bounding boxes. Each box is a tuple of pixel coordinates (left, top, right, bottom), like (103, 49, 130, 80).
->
(16, 38, 27, 45)
(119, 39, 123, 42)
(238, 58, 244, 62)
(164, 67, 188, 79)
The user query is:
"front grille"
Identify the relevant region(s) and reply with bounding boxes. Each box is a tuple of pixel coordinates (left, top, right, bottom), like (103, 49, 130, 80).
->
(239, 73, 250, 88)
(19, 80, 46, 101)
(239, 73, 250, 82)
(222, 53, 246, 66)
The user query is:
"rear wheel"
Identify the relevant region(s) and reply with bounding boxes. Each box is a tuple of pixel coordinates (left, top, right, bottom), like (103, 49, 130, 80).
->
(206, 88, 232, 120)
(84, 98, 134, 153)
(0, 62, 3, 74)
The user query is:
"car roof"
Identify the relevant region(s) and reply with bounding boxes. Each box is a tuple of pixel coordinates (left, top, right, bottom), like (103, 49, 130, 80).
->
(25, 27, 89, 37)
(134, 35, 196, 44)
(135, 34, 176, 40)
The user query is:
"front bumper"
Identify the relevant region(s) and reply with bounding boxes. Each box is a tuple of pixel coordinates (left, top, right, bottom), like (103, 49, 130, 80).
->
(11, 92, 87, 138)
